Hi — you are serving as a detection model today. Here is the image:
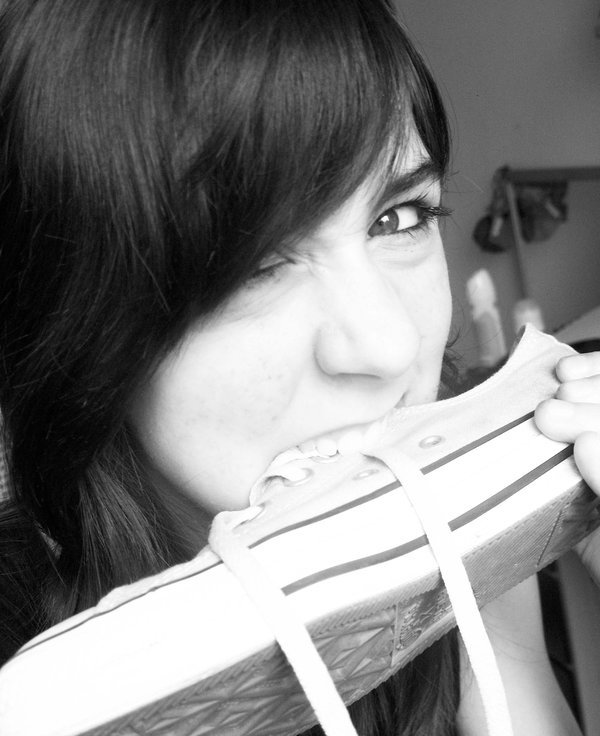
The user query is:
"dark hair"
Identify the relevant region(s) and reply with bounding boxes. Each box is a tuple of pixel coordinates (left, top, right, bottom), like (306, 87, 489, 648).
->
(0, 0, 457, 731)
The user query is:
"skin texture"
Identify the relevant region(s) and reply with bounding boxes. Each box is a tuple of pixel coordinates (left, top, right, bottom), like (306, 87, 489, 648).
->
(457, 350, 600, 736)
(535, 352, 600, 589)
(458, 577, 581, 736)
(127, 136, 600, 733)
(129, 144, 452, 517)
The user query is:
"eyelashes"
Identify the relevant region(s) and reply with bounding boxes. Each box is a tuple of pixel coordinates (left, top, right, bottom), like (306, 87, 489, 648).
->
(367, 200, 453, 239)
(247, 256, 295, 285)
(412, 203, 454, 231)
(247, 198, 453, 286)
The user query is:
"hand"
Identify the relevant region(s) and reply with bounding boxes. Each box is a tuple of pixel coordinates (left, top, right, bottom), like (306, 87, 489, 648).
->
(458, 577, 582, 736)
(534, 351, 600, 587)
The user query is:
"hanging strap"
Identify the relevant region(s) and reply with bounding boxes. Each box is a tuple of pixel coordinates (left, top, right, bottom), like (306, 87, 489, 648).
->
(209, 508, 360, 736)
(209, 447, 514, 736)
(371, 446, 514, 736)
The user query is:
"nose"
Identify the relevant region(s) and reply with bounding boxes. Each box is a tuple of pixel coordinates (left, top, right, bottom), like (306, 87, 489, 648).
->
(314, 261, 420, 380)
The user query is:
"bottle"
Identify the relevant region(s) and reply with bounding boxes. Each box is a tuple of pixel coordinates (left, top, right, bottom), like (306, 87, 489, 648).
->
(512, 298, 545, 335)
(466, 269, 507, 367)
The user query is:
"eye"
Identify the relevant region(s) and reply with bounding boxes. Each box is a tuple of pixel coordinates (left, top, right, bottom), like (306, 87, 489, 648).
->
(368, 202, 451, 238)
(246, 255, 295, 287)
(368, 205, 419, 237)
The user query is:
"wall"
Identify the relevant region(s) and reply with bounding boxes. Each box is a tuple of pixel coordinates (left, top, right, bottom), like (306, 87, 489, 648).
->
(396, 0, 600, 366)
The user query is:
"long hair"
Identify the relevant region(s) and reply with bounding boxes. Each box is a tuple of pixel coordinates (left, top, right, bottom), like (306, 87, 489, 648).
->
(0, 0, 458, 732)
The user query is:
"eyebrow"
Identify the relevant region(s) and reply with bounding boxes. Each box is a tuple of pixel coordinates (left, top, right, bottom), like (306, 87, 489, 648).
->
(370, 160, 442, 214)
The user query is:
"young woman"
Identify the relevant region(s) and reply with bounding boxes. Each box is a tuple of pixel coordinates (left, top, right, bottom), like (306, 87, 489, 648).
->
(0, 1, 598, 734)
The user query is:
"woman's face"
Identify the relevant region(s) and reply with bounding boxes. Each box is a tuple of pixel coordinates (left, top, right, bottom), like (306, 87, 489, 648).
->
(129, 142, 452, 516)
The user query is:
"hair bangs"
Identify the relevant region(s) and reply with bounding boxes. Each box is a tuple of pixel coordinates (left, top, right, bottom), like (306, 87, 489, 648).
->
(175, 0, 451, 304)
(0, 0, 451, 497)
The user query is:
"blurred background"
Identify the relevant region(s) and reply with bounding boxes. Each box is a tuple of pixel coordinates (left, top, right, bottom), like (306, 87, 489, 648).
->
(395, 3, 600, 730)
(396, 0, 600, 367)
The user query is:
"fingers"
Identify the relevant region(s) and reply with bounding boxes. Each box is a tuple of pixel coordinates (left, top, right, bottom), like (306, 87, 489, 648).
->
(534, 399, 600, 443)
(534, 352, 600, 443)
(550, 353, 600, 580)
(556, 374, 600, 403)
(555, 351, 600, 382)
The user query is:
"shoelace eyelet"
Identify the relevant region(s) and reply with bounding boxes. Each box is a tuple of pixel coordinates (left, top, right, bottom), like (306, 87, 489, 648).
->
(418, 435, 445, 449)
(352, 468, 381, 481)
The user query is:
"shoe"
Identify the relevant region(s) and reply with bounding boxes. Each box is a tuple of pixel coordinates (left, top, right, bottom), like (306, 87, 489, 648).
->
(0, 326, 596, 736)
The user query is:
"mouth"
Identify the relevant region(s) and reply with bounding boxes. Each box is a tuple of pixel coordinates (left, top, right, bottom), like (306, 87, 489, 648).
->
(266, 402, 404, 473)
(247, 400, 406, 504)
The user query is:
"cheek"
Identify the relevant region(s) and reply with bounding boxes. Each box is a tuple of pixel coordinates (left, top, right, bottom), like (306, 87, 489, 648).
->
(140, 334, 298, 442)
(406, 251, 452, 346)
(203, 324, 304, 430)
(209, 364, 295, 434)
(402, 253, 451, 402)
(129, 370, 278, 515)
(128, 314, 309, 509)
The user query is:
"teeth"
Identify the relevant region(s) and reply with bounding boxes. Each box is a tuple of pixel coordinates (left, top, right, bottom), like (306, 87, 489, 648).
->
(268, 447, 307, 469)
(307, 411, 394, 459)
(315, 437, 337, 456)
(258, 406, 397, 494)
(336, 430, 364, 456)
(282, 465, 314, 482)
(298, 440, 317, 455)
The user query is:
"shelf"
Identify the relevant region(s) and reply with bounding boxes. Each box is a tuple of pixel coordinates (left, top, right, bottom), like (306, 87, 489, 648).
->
(499, 164, 600, 299)
(505, 166, 600, 184)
